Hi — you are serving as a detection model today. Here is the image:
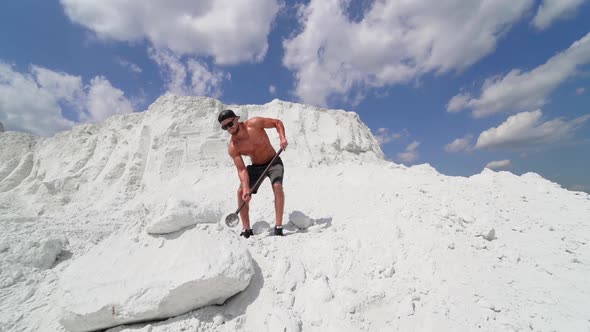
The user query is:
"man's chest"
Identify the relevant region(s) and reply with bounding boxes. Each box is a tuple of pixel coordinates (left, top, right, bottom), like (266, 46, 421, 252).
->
(233, 139, 265, 156)
(232, 129, 269, 155)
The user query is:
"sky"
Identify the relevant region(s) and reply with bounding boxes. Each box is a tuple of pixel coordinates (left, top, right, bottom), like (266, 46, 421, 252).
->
(0, 0, 589, 192)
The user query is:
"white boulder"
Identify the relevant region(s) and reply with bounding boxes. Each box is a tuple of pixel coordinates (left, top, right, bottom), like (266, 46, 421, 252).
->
(289, 211, 314, 229)
(6, 237, 66, 270)
(58, 228, 254, 332)
(146, 197, 223, 234)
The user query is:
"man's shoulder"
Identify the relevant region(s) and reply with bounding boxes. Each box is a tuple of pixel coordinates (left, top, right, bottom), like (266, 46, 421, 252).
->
(243, 117, 263, 124)
(244, 117, 279, 128)
(244, 117, 263, 127)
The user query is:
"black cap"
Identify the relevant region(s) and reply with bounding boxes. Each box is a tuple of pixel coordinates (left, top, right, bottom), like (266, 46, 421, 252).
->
(218, 109, 239, 123)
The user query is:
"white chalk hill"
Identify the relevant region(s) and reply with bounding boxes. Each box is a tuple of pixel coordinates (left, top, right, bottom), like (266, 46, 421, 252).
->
(0, 95, 589, 332)
(0, 95, 385, 331)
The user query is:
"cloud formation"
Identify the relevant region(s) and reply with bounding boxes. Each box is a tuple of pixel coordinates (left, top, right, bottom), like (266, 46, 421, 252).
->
(532, 0, 586, 30)
(283, 0, 535, 106)
(448, 32, 590, 117)
(485, 159, 512, 170)
(0, 62, 133, 136)
(148, 48, 228, 98)
(397, 141, 420, 163)
(444, 135, 474, 152)
(84, 77, 134, 123)
(475, 110, 590, 150)
(60, 0, 280, 65)
(374, 128, 407, 145)
(116, 58, 142, 74)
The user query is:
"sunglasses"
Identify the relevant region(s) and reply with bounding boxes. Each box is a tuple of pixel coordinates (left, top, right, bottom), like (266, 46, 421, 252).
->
(221, 118, 236, 130)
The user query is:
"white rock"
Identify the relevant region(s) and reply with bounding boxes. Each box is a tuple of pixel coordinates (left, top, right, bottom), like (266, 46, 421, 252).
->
(57, 228, 254, 332)
(482, 228, 496, 241)
(146, 197, 222, 234)
(10, 237, 66, 270)
(212, 313, 224, 326)
(289, 211, 313, 229)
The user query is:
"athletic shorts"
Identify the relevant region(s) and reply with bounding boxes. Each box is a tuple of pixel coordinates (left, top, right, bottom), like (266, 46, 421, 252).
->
(246, 157, 284, 194)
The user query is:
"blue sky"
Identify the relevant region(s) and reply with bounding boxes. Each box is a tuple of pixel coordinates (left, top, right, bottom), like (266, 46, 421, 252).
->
(1, 0, 589, 192)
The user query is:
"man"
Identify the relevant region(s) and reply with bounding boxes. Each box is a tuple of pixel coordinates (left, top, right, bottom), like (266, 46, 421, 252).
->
(218, 109, 288, 238)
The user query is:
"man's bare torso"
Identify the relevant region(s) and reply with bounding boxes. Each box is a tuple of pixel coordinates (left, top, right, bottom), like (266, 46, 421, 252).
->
(230, 120, 276, 164)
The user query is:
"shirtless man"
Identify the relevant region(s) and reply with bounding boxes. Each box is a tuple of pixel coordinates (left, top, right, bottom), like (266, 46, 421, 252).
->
(218, 109, 288, 238)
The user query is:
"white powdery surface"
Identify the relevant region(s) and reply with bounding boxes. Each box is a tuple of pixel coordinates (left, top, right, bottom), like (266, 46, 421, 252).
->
(0, 96, 589, 331)
(57, 226, 253, 332)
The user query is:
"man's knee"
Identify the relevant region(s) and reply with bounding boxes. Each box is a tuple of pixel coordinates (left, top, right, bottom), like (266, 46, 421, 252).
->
(272, 182, 283, 193)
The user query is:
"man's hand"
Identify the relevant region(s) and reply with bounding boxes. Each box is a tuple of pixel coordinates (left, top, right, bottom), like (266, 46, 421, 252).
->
(242, 191, 252, 203)
(280, 138, 288, 150)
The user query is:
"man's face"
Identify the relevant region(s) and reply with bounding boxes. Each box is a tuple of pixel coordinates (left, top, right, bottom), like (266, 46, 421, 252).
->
(221, 117, 238, 135)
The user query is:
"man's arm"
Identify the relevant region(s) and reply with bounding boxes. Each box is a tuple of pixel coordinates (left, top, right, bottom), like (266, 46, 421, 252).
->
(229, 146, 251, 202)
(248, 117, 288, 150)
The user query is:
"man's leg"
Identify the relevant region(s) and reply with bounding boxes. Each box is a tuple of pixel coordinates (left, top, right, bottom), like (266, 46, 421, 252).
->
(272, 182, 284, 227)
(237, 187, 251, 230)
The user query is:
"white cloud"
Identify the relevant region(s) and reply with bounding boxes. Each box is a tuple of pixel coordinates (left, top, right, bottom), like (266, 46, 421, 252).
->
(407, 141, 420, 151)
(269, 85, 277, 95)
(576, 87, 585, 95)
(0, 63, 77, 136)
(532, 0, 586, 30)
(116, 58, 142, 74)
(448, 32, 590, 117)
(445, 135, 474, 152)
(485, 159, 512, 170)
(397, 141, 420, 163)
(283, 0, 535, 106)
(84, 77, 135, 123)
(187, 60, 226, 98)
(0, 62, 134, 136)
(446, 93, 471, 114)
(60, 0, 280, 65)
(475, 110, 590, 149)
(148, 49, 188, 95)
(148, 48, 227, 97)
(374, 128, 406, 145)
(32, 66, 85, 104)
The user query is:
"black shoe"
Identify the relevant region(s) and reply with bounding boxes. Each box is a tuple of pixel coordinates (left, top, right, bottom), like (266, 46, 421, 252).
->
(274, 226, 284, 236)
(240, 229, 254, 239)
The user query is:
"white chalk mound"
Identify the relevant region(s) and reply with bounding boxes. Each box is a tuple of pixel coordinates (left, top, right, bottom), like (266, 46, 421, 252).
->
(57, 228, 254, 332)
(146, 197, 223, 234)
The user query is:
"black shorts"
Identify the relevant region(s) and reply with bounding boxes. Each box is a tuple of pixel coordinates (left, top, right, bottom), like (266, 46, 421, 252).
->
(247, 157, 284, 194)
